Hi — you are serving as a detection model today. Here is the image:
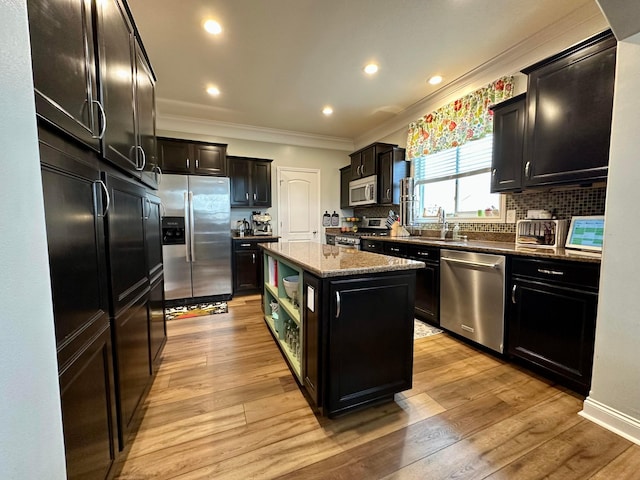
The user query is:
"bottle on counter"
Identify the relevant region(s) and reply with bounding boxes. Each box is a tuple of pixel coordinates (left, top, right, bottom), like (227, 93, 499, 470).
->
(322, 211, 331, 227)
(331, 211, 339, 226)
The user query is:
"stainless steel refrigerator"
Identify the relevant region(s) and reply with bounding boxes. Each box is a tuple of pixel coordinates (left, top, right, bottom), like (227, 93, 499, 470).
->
(158, 175, 232, 302)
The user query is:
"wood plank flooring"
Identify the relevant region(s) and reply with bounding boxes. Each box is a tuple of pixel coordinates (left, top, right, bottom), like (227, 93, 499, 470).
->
(112, 294, 639, 479)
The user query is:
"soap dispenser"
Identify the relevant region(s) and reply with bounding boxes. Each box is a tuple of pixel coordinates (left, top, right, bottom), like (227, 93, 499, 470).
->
(322, 211, 331, 227)
(452, 223, 460, 240)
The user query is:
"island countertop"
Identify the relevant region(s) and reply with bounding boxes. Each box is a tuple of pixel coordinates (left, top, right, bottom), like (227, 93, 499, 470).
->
(259, 241, 424, 278)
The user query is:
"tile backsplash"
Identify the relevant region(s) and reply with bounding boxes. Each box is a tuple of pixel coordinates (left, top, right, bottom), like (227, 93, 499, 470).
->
(355, 184, 607, 236)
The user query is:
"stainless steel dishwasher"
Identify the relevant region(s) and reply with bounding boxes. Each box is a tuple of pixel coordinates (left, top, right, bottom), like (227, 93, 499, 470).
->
(440, 249, 506, 353)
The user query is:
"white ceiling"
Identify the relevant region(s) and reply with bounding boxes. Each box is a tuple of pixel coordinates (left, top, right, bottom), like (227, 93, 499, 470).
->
(127, 0, 609, 147)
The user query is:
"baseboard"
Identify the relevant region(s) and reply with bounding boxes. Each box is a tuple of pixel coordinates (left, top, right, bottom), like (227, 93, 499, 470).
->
(580, 397, 640, 446)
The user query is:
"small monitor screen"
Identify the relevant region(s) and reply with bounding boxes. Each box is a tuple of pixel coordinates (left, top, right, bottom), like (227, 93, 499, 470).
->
(565, 216, 605, 251)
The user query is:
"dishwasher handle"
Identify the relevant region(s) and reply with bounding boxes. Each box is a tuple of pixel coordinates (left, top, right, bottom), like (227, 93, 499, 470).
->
(441, 256, 501, 269)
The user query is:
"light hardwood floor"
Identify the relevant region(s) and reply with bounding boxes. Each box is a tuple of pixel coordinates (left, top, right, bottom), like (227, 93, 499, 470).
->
(112, 294, 640, 479)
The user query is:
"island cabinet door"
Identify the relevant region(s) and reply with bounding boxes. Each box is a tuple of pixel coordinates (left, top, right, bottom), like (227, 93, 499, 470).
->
(326, 272, 415, 416)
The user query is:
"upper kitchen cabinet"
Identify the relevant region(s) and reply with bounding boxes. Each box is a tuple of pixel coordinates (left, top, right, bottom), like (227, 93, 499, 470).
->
(491, 94, 526, 193)
(339, 166, 350, 209)
(378, 147, 408, 205)
(522, 31, 616, 188)
(157, 137, 228, 176)
(27, 0, 103, 151)
(228, 156, 273, 208)
(350, 143, 396, 180)
(135, 39, 160, 190)
(96, 0, 138, 173)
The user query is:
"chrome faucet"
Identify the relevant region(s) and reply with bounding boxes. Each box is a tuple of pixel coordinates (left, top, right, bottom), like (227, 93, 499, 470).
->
(437, 207, 448, 239)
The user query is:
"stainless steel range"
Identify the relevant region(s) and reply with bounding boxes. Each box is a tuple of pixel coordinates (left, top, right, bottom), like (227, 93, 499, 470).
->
(330, 217, 389, 248)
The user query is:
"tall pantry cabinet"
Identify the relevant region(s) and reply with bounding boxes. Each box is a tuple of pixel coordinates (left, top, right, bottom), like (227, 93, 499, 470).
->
(26, 0, 164, 477)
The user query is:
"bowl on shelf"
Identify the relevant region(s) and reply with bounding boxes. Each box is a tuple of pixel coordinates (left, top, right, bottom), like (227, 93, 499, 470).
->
(282, 275, 299, 301)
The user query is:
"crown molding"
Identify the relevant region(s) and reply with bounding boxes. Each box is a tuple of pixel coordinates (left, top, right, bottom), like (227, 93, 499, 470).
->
(156, 111, 354, 152)
(354, 4, 609, 149)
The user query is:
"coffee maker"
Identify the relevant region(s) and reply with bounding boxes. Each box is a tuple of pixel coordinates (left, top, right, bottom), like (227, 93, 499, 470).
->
(251, 211, 272, 236)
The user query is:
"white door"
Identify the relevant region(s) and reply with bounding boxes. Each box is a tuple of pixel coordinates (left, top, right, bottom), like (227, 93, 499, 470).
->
(277, 167, 321, 242)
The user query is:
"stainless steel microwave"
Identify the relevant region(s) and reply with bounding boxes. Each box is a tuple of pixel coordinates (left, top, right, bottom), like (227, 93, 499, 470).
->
(349, 175, 377, 206)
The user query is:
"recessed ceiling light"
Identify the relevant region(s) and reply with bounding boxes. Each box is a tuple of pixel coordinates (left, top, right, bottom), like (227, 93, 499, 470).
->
(428, 75, 443, 85)
(322, 106, 333, 116)
(206, 86, 220, 96)
(364, 63, 379, 75)
(204, 19, 222, 35)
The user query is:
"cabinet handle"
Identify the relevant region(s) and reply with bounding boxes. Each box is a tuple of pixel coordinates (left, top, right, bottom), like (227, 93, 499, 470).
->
(524, 161, 531, 179)
(386, 188, 391, 199)
(136, 146, 146, 171)
(511, 284, 517, 304)
(240, 243, 251, 247)
(537, 268, 564, 276)
(492, 168, 497, 177)
(91, 100, 107, 139)
(252, 253, 256, 264)
(95, 180, 110, 217)
(253, 192, 257, 200)
(361, 164, 366, 176)
(245, 192, 249, 200)
(417, 252, 429, 257)
(143, 197, 150, 220)
(335, 291, 341, 318)
(357, 165, 361, 176)
(196, 158, 199, 169)
(186, 158, 190, 169)
(155, 165, 163, 185)
(390, 247, 400, 252)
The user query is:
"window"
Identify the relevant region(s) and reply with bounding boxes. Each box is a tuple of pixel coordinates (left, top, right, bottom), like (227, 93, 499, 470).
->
(413, 135, 504, 222)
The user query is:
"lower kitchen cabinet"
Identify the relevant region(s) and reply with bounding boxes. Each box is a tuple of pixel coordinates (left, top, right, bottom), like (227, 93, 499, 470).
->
(59, 322, 117, 480)
(508, 257, 600, 393)
(112, 289, 151, 447)
(148, 274, 166, 369)
(233, 237, 277, 294)
(302, 270, 415, 417)
(407, 244, 440, 326)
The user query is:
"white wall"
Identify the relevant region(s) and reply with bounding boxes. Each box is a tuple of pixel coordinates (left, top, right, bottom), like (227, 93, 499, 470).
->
(158, 127, 352, 236)
(581, 34, 640, 444)
(0, 1, 67, 477)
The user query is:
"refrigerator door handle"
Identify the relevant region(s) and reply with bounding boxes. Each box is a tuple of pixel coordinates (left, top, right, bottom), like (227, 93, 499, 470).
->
(184, 192, 190, 263)
(189, 191, 196, 262)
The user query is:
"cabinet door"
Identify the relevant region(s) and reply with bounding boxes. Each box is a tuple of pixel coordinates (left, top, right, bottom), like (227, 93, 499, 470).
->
(350, 152, 362, 180)
(491, 94, 525, 192)
(27, 0, 101, 150)
(145, 193, 163, 279)
(104, 173, 149, 315)
(158, 138, 191, 174)
(415, 264, 439, 325)
(524, 33, 616, 187)
(378, 150, 393, 204)
(234, 249, 260, 293)
(59, 323, 117, 480)
(327, 274, 414, 415)
(98, 0, 138, 174)
(193, 144, 226, 176)
(252, 161, 272, 207)
(148, 276, 166, 369)
(360, 239, 383, 253)
(360, 147, 376, 177)
(136, 42, 158, 189)
(229, 157, 251, 206)
(340, 166, 350, 209)
(508, 278, 598, 392)
(112, 290, 151, 446)
(40, 139, 109, 355)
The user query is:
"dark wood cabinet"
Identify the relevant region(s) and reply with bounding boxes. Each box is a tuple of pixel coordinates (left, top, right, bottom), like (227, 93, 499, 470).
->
(228, 156, 273, 207)
(326, 273, 415, 416)
(104, 173, 149, 316)
(112, 289, 151, 446)
(145, 192, 163, 280)
(339, 166, 350, 209)
(148, 276, 166, 370)
(507, 257, 600, 394)
(97, 0, 138, 174)
(39, 131, 117, 479)
(157, 137, 227, 176)
(27, 0, 102, 151)
(135, 40, 159, 189)
(406, 244, 440, 326)
(522, 31, 616, 188)
(233, 238, 277, 294)
(300, 270, 415, 417)
(491, 94, 526, 193)
(378, 148, 408, 205)
(349, 143, 396, 180)
(360, 238, 384, 254)
(145, 192, 165, 369)
(59, 323, 117, 480)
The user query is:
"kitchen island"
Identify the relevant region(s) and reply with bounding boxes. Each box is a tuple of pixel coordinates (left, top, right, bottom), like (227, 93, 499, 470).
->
(259, 241, 424, 417)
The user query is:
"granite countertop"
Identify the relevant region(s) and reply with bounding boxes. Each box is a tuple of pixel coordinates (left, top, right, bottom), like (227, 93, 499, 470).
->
(259, 241, 425, 278)
(364, 235, 602, 264)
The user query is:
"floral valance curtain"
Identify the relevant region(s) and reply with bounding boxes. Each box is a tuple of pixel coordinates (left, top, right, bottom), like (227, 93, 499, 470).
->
(406, 76, 514, 160)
